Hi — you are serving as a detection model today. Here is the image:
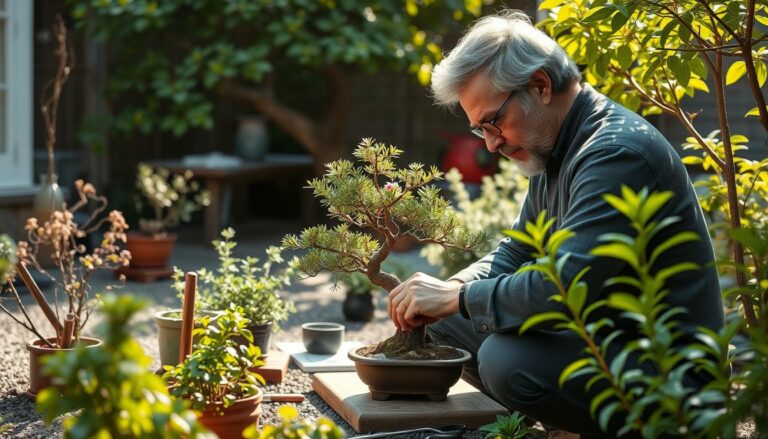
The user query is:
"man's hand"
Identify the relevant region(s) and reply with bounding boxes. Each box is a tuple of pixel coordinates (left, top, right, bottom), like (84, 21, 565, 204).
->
(386, 273, 463, 331)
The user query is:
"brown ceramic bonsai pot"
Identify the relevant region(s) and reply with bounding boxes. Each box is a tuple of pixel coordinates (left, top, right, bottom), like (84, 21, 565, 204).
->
(26, 336, 102, 400)
(198, 389, 263, 438)
(348, 346, 471, 401)
(125, 232, 177, 268)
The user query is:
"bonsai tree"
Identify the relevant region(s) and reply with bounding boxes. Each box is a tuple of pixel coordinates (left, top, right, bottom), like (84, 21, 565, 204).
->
(282, 138, 485, 357)
(135, 163, 210, 237)
(36, 294, 214, 439)
(1, 180, 131, 347)
(72, 1, 488, 169)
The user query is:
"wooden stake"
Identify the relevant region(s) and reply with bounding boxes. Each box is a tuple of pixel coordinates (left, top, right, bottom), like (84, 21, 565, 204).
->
(16, 262, 63, 338)
(178, 272, 197, 363)
(60, 313, 75, 348)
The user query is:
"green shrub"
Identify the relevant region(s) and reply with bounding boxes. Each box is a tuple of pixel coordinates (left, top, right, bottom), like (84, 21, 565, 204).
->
(163, 308, 265, 412)
(173, 227, 296, 329)
(36, 295, 214, 439)
(244, 405, 344, 439)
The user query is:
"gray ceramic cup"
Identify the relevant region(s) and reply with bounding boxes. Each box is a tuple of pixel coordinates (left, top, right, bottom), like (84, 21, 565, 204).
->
(302, 322, 345, 354)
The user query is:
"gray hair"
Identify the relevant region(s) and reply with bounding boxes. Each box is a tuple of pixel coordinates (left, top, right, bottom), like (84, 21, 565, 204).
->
(431, 10, 581, 108)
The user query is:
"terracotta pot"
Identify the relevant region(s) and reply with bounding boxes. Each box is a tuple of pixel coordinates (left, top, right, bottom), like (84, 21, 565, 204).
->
(198, 390, 263, 438)
(26, 336, 102, 400)
(125, 232, 177, 268)
(348, 346, 471, 401)
(342, 290, 375, 322)
(155, 309, 222, 368)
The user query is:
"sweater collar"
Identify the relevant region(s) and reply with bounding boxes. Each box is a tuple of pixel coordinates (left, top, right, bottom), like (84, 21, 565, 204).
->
(545, 83, 600, 175)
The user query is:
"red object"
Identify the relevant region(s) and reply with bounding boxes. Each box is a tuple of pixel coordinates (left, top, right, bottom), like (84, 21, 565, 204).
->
(440, 134, 498, 184)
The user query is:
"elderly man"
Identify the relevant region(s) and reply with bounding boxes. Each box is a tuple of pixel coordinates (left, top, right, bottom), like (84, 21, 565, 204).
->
(386, 9, 724, 438)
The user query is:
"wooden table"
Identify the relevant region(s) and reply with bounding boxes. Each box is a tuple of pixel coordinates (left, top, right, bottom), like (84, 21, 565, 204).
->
(150, 154, 315, 242)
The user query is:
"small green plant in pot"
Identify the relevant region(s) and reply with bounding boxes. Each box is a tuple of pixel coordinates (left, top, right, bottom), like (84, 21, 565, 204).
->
(124, 164, 210, 275)
(36, 294, 215, 439)
(174, 227, 296, 357)
(163, 307, 265, 438)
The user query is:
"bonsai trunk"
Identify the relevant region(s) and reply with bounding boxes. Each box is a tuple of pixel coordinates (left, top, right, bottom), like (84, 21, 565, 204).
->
(358, 247, 456, 359)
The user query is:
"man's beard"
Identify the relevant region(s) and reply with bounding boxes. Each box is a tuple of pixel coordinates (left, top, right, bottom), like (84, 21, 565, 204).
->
(510, 119, 555, 177)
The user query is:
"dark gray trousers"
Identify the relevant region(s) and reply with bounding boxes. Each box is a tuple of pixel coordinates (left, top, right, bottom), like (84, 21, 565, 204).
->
(428, 314, 660, 437)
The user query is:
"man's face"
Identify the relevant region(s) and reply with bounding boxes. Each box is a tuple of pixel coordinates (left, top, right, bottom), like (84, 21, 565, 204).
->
(458, 73, 555, 177)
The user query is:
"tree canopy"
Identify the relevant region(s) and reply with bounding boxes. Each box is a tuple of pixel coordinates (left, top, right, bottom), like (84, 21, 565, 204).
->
(73, 0, 487, 166)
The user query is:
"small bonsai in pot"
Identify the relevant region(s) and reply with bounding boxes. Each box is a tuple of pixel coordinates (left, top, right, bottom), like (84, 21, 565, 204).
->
(36, 294, 215, 438)
(282, 138, 484, 400)
(124, 163, 210, 276)
(173, 227, 296, 356)
(0, 180, 131, 397)
(163, 307, 265, 438)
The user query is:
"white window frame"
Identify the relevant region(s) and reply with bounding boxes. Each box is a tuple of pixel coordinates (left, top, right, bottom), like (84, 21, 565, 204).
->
(0, 0, 32, 189)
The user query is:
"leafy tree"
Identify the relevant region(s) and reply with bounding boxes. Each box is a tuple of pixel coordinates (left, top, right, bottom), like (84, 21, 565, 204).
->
(538, 0, 768, 328)
(72, 0, 487, 169)
(282, 138, 484, 354)
(513, 187, 736, 437)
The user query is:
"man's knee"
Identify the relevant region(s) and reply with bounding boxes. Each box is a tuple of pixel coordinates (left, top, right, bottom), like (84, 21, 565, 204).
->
(477, 335, 548, 406)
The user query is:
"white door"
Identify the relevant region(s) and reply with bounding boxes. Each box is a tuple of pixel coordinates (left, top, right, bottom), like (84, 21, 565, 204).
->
(0, 0, 32, 189)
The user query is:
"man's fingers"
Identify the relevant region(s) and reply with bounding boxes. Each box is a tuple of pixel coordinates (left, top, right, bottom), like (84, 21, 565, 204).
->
(396, 295, 413, 331)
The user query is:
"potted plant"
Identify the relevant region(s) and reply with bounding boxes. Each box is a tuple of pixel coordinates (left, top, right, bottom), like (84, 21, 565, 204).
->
(36, 294, 215, 438)
(282, 138, 484, 400)
(163, 308, 265, 438)
(122, 163, 210, 279)
(0, 180, 131, 398)
(171, 227, 296, 358)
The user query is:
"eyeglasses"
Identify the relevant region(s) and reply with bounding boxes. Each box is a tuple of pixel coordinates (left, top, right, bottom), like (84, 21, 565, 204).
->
(469, 91, 517, 139)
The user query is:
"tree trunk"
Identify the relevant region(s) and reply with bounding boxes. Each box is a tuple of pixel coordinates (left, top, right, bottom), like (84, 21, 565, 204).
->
(216, 66, 350, 175)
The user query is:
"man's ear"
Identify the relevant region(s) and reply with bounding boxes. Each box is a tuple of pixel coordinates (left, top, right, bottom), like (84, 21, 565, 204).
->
(529, 69, 552, 105)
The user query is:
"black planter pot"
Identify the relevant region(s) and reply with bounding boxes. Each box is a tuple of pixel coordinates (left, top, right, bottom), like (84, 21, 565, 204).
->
(234, 322, 273, 358)
(343, 290, 375, 322)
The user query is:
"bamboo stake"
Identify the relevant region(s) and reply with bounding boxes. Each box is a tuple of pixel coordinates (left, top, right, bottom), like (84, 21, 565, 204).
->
(178, 272, 197, 363)
(15, 262, 63, 338)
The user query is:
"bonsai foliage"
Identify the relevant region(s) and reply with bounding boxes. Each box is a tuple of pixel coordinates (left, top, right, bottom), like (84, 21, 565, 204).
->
(1, 180, 131, 346)
(72, 1, 486, 165)
(512, 187, 742, 436)
(244, 405, 343, 439)
(422, 158, 527, 277)
(282, 138, 484, 354)
(135, 163, 210, 236)
(163, 308, 265, 412)
(36, 295, 214, 439)
(538, 0, 768, 328)
(172, 228, 295, 328)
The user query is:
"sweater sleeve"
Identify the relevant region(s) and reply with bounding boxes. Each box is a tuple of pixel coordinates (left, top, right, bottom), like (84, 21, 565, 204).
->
(461, 145, 659, 334)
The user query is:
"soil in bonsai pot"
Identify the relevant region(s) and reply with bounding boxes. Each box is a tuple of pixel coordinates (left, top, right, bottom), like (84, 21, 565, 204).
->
(357, 326, 463, 360)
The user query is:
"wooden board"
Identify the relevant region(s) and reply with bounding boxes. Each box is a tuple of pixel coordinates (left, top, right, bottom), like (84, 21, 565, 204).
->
(313, 372, 508, 433)
(254, 351, 290, 384)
